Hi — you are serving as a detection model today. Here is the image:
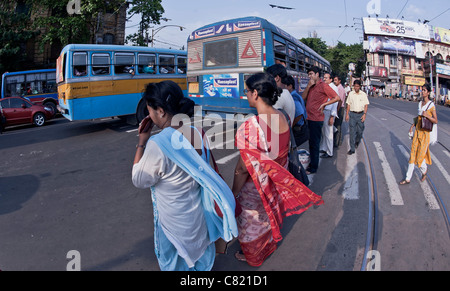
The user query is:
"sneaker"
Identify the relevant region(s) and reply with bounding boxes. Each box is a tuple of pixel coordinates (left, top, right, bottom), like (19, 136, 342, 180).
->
(320, 153, 333, 158)
(347, 150, 355, 155)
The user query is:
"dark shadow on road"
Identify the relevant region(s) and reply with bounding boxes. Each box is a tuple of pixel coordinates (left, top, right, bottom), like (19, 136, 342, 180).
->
(0, 175, 40, 215)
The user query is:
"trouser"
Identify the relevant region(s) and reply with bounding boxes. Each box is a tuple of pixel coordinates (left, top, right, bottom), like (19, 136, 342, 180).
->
(333, 107, 345, 147)
(307, 120, 323, 172)
(349, 111, 365, 151)
(405, 160, 427, 181)
(320, 109, 334, 156)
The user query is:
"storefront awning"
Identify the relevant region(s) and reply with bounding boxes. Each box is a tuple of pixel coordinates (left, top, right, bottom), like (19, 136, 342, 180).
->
(370, 80, 385, 87)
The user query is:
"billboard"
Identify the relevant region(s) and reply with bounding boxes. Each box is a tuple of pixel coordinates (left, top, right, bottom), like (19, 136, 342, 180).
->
(363, 17, 430, 41)
(368, 36, 417, 56)
(433, 27, 450, 45)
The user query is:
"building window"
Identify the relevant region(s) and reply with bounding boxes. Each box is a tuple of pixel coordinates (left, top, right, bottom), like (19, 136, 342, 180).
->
(402, 56, 410, 69)
(104, 33, 114, 45)
(378, 53, 384, 65)
(389, 54, 397, 67)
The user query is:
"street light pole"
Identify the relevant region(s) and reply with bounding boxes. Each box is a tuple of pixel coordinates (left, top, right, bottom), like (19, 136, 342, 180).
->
(150, 25, 186, 47)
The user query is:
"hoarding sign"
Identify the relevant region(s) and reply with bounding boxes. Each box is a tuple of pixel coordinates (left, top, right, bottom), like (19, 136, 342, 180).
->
(363, 17, 430, 41)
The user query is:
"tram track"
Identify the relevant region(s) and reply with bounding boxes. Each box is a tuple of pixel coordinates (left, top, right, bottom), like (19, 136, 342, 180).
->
(360, 102, 450, 270)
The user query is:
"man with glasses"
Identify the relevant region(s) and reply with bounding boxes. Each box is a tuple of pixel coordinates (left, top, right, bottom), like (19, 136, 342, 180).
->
(302, 67, 340, 174)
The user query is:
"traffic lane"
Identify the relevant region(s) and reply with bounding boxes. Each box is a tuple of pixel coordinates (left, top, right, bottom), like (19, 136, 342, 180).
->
(0, 118, 158, 271)
(364, 101, 450, 270)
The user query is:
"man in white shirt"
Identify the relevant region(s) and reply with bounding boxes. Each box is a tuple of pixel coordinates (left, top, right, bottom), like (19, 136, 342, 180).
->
(320, 73, 338, 158)
(266, 64, 295, 125)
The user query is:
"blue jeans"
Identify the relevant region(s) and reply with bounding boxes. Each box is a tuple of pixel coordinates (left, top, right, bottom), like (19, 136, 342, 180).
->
(307, 120, 323, 173)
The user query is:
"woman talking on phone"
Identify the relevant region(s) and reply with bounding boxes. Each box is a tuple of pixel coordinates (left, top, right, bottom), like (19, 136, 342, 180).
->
(132, 80, 237, 271)
(400, 84, 438, 185)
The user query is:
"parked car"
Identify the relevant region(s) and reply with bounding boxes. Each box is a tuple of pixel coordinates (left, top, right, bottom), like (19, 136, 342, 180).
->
(0, 96, 54, 128)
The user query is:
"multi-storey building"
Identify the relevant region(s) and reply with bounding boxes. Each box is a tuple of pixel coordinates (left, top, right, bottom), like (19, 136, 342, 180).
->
(363, 17, 450, 100)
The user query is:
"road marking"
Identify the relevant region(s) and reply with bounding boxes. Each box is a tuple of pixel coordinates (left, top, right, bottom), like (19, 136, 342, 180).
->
(397, 145, 440, 210)
(343, 148, 359, 200)
(444, 150, 450, 159)
(373, 142, 404, 205)
(215, 152, 241, 164)
(430, 152, 450, 186)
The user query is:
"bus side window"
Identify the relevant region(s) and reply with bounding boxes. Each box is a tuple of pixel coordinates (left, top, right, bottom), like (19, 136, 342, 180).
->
(73, 52, 88, 77)
(115, 53, 135, 75)
(92, 53, 110, 76)
(159, 55, 175, 74)
(137, 53, 156, 74)
(177, 56, 187, 74)
(274, 39, 287, 66)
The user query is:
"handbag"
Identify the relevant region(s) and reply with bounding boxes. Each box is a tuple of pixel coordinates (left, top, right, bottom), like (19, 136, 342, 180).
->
(420, 102, 433, 132)
(280, 109, 310, 187)
(292, 116, 309, 147)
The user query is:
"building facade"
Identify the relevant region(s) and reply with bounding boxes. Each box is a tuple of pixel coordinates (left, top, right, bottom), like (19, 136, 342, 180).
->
(363, 17, 450, 101)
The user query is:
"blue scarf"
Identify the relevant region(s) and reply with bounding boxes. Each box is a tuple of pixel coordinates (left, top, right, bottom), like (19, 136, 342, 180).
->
(150, 127, 238, 243)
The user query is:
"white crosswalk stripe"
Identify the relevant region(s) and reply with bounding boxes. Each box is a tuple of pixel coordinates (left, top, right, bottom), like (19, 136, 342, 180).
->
(373, 142, 404, 205)
(397, 145, 440, 210)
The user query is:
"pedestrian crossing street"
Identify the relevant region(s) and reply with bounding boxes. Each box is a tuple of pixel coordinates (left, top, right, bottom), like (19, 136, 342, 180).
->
(367, 142, 448, 210)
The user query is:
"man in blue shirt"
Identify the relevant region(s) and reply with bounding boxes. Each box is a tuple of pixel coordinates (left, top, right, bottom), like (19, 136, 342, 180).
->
(285, 76, 308, 147)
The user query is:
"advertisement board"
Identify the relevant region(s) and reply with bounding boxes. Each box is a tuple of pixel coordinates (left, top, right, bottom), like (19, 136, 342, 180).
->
(203, 74, 240, 98)
(436, 63, 450, 76)
(368, 36, 416, 56)
(363, 17, 430, 41)
(433, 27, 450, 45)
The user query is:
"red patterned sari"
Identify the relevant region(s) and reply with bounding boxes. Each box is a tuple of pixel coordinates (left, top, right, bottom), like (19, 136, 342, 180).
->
(235, 115, 324, 267)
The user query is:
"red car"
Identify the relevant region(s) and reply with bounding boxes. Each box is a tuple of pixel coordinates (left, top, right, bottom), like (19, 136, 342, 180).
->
(0, 96, 54, 128)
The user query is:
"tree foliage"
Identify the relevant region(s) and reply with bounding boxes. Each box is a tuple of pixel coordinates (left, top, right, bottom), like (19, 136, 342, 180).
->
(0, 2, 38, 73)
(300, 37, 366, 80)
(29, 0, 127, 48)
(125, 0, 164, 46)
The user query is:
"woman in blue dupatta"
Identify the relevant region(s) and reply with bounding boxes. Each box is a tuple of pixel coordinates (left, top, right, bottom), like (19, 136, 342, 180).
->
(132, 81, 237, 271)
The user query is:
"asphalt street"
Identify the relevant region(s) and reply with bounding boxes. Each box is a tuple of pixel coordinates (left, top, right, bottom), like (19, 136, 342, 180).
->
(0, 97, 449, 271)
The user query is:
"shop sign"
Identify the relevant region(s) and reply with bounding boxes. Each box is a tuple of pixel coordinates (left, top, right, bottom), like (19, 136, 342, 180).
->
(404, 76, 426, 86)
(436, 63, 450, 76)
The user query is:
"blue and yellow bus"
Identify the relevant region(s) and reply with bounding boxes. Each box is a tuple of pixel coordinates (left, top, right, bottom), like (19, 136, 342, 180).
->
(186, 16, 331, 115)
(56, 44, 187, 122)
(1, 69, 58, 114)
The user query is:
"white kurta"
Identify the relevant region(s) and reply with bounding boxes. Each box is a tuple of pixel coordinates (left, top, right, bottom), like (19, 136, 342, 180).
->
(132, 140, 210, 267)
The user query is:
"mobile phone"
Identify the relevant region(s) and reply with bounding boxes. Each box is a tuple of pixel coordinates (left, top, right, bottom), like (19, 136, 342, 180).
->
(139, 116, 153, 134)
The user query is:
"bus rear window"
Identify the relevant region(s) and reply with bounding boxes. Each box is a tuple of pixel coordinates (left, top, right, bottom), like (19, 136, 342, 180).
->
(204, 39, 237, 68)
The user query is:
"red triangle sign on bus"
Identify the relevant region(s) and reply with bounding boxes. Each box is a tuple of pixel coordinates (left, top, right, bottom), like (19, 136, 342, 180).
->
(241, 40, 258, 59)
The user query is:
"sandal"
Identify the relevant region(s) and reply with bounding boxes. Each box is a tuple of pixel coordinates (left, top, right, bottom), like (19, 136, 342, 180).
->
(421, 171, 427, 182)
(399, 180, 410, 185)
(235, 251, 246, 262)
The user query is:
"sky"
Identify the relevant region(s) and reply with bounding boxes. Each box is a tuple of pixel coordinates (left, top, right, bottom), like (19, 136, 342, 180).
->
(125, 0, 450, 49)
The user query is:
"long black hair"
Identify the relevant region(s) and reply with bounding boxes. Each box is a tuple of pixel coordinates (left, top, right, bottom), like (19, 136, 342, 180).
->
(245, 72, 282, 106)
(143, 80, 195, 117)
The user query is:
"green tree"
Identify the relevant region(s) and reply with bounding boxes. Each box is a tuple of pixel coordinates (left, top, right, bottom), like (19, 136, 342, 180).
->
(0, 2, 38, 73)
(29, 0, 127, 49)
(301, 37, 365, 79)
(125, 0, 165, 46)
(299, 37, 328, 57)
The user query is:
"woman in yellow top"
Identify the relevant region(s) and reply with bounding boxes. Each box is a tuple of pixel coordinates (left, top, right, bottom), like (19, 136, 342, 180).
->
(400, 84, 438, 185)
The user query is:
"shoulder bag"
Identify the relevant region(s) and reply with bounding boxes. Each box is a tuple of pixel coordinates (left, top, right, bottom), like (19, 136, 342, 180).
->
(280, 109, 310, 187)
(421, 102, 433, 132)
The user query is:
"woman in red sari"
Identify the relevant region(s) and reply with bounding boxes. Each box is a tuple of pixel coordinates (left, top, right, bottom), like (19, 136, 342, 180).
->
(232, 73, 324, 266)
